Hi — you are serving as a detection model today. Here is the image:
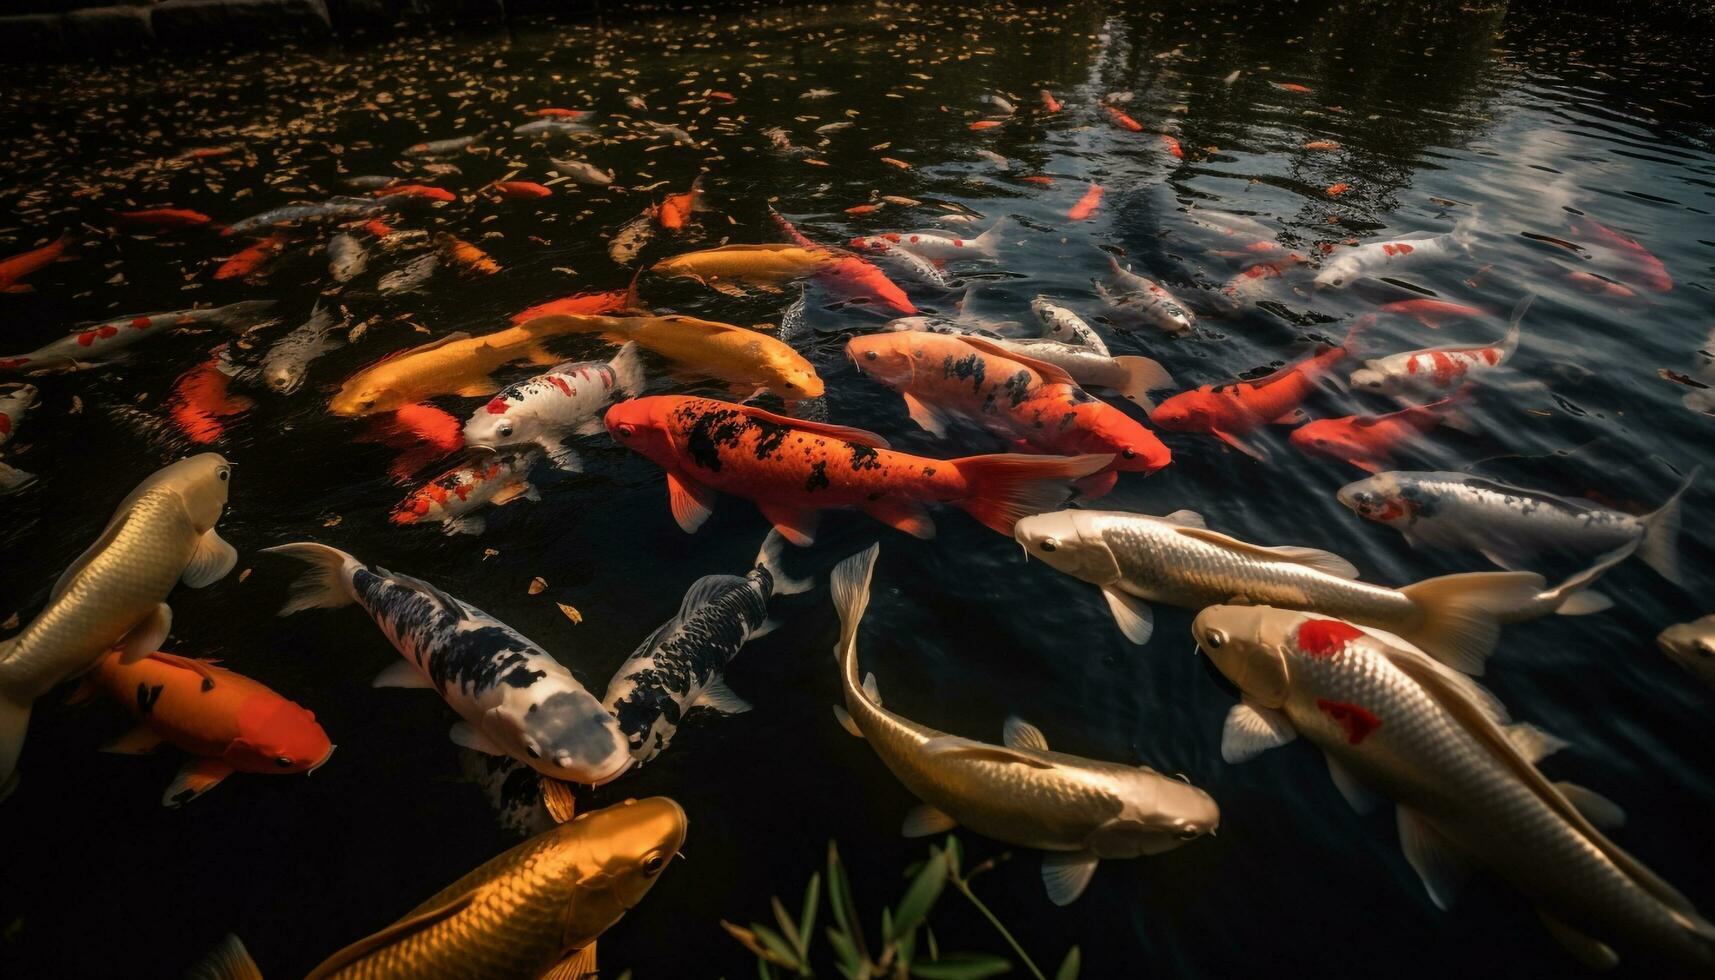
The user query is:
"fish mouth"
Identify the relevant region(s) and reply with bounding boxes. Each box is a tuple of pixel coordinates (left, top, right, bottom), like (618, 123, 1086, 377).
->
(308, 744, 337, 774)
(584, 754, 635, 787)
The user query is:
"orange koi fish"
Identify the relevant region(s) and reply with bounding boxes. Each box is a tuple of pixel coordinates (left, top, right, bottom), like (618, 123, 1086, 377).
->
(1304, 140, 1340, 151)
(71, 650, 332, 807)
(969, 120, 1005, 131)
(1290, 393, 1471, 473)
(605, 395, 1110, 544)
(1161, 134, 1184, 158)
(532, 107, 592, 119)
(435, 233, 501, 275)
(1020, 175, 1055, 186)
(1069, 183, 1104, 221)
(1273, 82, 1314, 93)
(847, 332, 1170, 497)
(117, 208, 214, 231)
(374, 184, 456, 203)
(0, 233, 73, 294)
(1039, 89, 1062, 113)
(510, 276, 641, 323)
(167, 358, 254, 444)
(361, 219, 394, 239)
(359, 402, 465, 481)
(1103, 104, 1144, 132)
(656, 175, 705, 231)
(1565, 270, 1637, 299)
(178, 146, 239, 160)
(1572, 217, 1672, 292)
(1325, 182, 1352, 197)
(213, 233, 289, 281)
(491, 181, 554, 200)
(1151, 327, 1359, 459)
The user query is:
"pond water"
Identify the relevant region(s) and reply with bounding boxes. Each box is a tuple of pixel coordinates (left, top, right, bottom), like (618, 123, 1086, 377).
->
(1, 1, 1712, 977)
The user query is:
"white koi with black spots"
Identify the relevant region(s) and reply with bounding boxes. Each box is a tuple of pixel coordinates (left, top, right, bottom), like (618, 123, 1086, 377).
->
(1096, 257, 1194, 335)
(602, 531, 809, 764)
(263, 542, 632, 786)
(462, 343, 644, 468)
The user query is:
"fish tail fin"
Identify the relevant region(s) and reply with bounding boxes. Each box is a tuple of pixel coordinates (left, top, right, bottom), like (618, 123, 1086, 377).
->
(0, 674, 31, 805)
(185, 933, 263, 980)
(755, 528, 813, 597)
(621, 266, 647, 314)
(687, 173, 708, 211)
(1398, 570, 1546, 675)
(260, 542, 360, 615)
(1639, 466, 1696, 586)
(607, 341, 646, 398)
(1112, 355, 1175, 410)
(973, 215, 1009, 256)
(1498, 293, 1531, 362)
(831, 544, 880, 698)
(951, 452, 1113, 536)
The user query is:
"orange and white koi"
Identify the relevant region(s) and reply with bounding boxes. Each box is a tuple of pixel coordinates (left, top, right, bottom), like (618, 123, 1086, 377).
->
(1351, 297, 1526, 397)
(392, 448, 543, 535)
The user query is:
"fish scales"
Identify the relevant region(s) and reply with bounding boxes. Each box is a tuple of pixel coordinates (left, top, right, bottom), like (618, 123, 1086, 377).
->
(351, 568, 545, 698)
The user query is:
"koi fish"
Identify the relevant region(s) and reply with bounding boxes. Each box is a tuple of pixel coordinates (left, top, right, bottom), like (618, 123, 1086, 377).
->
(655, 175, 704, 231)
(1573, 217, 1671, 293)
(0, 455, 236, 797)
(1350, 296, 1525, 397)
(167, 358, 254, 444)
(0, 233, 73, 293)
(1377, 298, 1485, 328)
(847, 332, 1171, 495)
(608, 211, 655, 266)
(532, 107, 592, 119)
(1103, 104, 1144, 132)
(1271, 82, 1313, 93)
(392, 448, 543, 535)
(605, 395, 1109, 545)
(1029, 298, 1107, 354)
(848, 219, 1006, 262)
(329, 317, 592, 416)
(1316, 218, 1476, 289)
(1566, 270, 1637, 299)
(402, 133, 483, 157)
(1291, 394, 1472, 473)
(435, 233, 501, 275)
(514, 119, 591, 137)
(372, 184, 456, 203)
(327, 231, 368, 282)
(377, 254, 439, 295)
(1217, 255, 1307, 311)
(1096, 256, 1195, 335)
(213, 233, 289, 281)
(1014, 507, 1545, 668)
(652, 243, 914, 315)
(1304, 140, 1340, 151)
(262, 302, 347, 395)
(117, 208, 214, 231)
(1150, 331, 1355, 458)
(1657, 616, 1715, 691)
(829, 545, 1218, 905)
(1324, 182, 1352, 197)
(360, 403, 465, 482)
(520, 313, 820, 400)
(264, 542, 633, 786)
(967, 338, 1174, 409)
(1039, 88, 1062, 113)
(969, 120, 1005, 132)
(491, 181, 553, 200)
(1068, 183, 1104, 221)
(0, 301, 277, 374)
(868, 240, 957, 289)
(550, 156, 614, 185)
(464, 343, 644, 467)
(0, 383, 38, 450)
(1161, 134, 1184, 158)
(223, 197, 393, 237)
(70, 650, 331, 806)
(190, 798, 686, 980)
(1194, 605, 1715, 973)
(510, 278, 640, 323)
(604, 531, 808, 764)
(344, 176, 398, 190)
(1337, 469, 1691, 584)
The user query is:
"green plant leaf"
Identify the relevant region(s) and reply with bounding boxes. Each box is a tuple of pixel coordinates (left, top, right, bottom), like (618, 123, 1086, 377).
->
(751, 922, 803, 969)
(828, 841, 869, 962)
(943, 836, 963, 876)
(773, 895, 803, 955)
(910, 952, 1013, 979)
(889, 848, 948, 941)
(800, 871, 822, 949)
(1055, 947, 1080, 980)
(926, 925, 940, 962)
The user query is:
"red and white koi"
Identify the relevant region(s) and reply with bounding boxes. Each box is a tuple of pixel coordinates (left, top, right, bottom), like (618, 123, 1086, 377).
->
(1350, 296, 1527, 397)
(0, 382, 37, 450)
(463, 343, 645, 468)
(849, 218, 1006, 262)
(391, 447, 544, 535)
(1315, 218, 1475, 289)
(0, 301, 277, 374)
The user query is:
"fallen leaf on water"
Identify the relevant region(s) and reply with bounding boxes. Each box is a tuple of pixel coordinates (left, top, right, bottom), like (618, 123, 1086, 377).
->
(322, 514, 342, 527)
(556, 603, 583, 624)
(483, 548, 499, 560)
(528, 576, 548, 595)
(238, 568, 252, 583)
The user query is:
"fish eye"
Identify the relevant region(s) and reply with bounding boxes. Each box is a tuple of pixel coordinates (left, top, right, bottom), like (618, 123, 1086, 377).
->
(642, 853, 666, 876)
(497, 421, 513, 437)
(1176, 827, 1201, 841)
(1039, 538, 1059, 553)
(274, 757, 293, 768)
(1204, 630, 1226, 650)
(526, 745, 540, 759)
(864, 350, 877, 361)
(1122, 448, 1137, 460)
(785, 381, 797, 390)
(217, 468, 230, 482)
(616, 423, 635, 438)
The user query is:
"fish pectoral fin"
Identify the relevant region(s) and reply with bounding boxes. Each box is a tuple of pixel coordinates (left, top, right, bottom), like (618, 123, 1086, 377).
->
(692, 677, 753, 715)
(861, 673, 881, 708)
(164, 758, 234, 807)
(488, 481, 534, 506)
(448, 721, 505, 755)
(119, 604, 173, 664)
(541, 777, 578, 824)
(1554, 781, 1627, 830)
(901, 803, 959, 838)
(666, 470, 719, 533)
(832, 705, 864, 738)
(540, 942, 599, 980)
(455, 378, 502, 397)
(1041, 851, 1100, 906)
(443, 516, 487, 536)
(525, 345, 562, 367)
(1212, 429, 1268, 460)
(1536, 912, 1620, 971)
(1101, 587, 1154, 644)
(759, 501, 821, 547)
(1159, 508, 1206, 528)
(900, 391, 950, 437)
(920, 736, 1054, 769)
(372, 661, 433, 690)
(860, 498, 937, 540)
(1396, 807, 1471, 911)
(1220, 700, 1297, 763)
(1504, 722, 1568, 765)
(146, 651, 220, 690)
(1552, 589, 1612, 616)
(182, 528, 239, 588)
(311, 894, 477, 978)
(101, 725, 166, 756)
(1325, 756, 1380, 814)
(1002, 716, 1049, 752)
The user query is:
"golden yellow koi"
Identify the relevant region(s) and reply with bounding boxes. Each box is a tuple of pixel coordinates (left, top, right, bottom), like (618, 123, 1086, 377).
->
(330, 318, 589, 416)
(649, 243, 840, 292)
(525, 313, 823, 399)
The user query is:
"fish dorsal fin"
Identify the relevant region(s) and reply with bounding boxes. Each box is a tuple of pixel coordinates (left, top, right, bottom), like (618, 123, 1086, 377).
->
(920, 736, 1054, 769)
(1169, 526, 1360, 579)
(404, 332, 475, 356)
(677, 574, 750, 620)
(737, 403, 891, 449)
(1002, 716, 1049, 751)
(305, 893, 476, 980)
(1159, 509, 1206, 528)
(957, 335, 1079, 388)
(1380, 646, 1700, 917)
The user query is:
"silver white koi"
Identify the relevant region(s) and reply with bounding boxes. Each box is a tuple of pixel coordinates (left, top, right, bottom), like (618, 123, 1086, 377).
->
(462, 343, 645, 468)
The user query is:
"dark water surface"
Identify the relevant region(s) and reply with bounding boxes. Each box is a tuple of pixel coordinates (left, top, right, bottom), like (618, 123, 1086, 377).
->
(2, 1, 1713, 977)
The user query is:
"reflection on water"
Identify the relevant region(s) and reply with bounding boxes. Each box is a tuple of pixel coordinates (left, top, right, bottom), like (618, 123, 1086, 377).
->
(0, 1, 1711, 977)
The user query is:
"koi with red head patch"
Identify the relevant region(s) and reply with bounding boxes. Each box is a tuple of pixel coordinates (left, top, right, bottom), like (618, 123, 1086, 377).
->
(0, 232, 73, 294)
(391, 447, 542, 535)
(71, 650, 332, 807)
(1068, 183, 1104, 221)
(1290, 392, 1471, 474)
(213, 233, 289, 281)
(846, 332, 1169, 496)
(605, 395, 1110, 544)
(117, 208, 215, 231)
